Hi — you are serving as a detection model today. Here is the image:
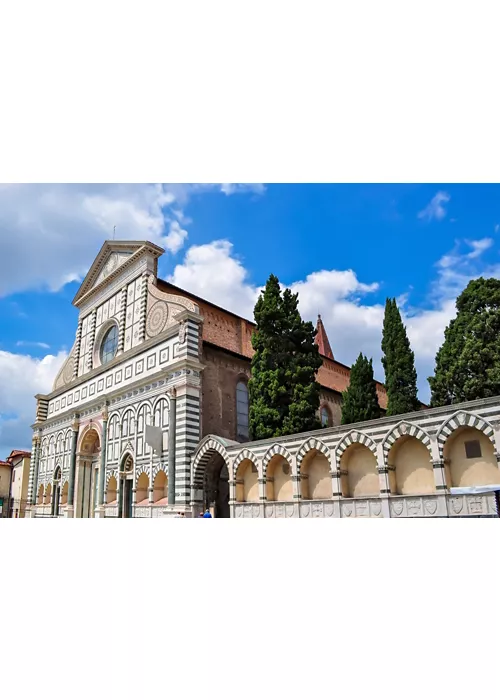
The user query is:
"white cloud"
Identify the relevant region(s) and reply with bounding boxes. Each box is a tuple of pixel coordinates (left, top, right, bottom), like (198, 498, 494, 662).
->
(168, 240, 260, 318)
(220, 184, 266, 196)
(418, 191, 450, 222)
(0, 350, 67, 457)
(0, 183, 265, 298)
(164, 221, 188, 254)
(16, 341, 50, 349)
(465, 237, 493, 259)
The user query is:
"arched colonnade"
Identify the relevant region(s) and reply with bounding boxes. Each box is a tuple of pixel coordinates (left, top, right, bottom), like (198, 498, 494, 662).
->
(192, 411, 500, 517)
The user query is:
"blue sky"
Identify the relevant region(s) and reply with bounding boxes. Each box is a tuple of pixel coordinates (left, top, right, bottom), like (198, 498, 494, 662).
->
(1, 183, 499, 456)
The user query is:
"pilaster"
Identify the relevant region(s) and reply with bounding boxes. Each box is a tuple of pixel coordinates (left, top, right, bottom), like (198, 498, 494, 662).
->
(97, 406, 108, 510)
(168, 388, 177, 505)
(28, 435, 40, 506)
(67, 416, 79, 510)
(86, 309, 97, 371)
(138, 272, 149, 343)
(330, 469, 342, 499)
(72, 319, 83, 381)
(258, 477, 267, 502)
(117, 286, 128, 354)
(376, 443, 391, 517)
(291, 457, 301, 501)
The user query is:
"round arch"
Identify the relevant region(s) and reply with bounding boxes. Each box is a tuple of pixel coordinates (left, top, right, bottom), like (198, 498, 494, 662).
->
(336, 430, 377, 465)
(192, 436, 230, 490)
(77, 424, 102, 454)
(382, 421, 432, 462)
(262, 443, 294, 478)
(437, 411, 496, 460)
(232, 448, 259, 479)
(296, 437, 330, 472)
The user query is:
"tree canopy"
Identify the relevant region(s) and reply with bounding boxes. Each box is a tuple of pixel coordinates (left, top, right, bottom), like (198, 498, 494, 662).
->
(341, 352, 381, 424)
(381, 297, 420, 415)
(248, 274, 322, 439)
(429, 277, 500, 406)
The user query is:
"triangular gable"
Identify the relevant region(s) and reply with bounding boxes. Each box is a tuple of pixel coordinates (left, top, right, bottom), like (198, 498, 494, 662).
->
(72, 240, 164, 306)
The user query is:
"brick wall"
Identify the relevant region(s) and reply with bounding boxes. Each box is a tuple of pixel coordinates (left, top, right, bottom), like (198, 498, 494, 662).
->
(200, 344, 251, 441)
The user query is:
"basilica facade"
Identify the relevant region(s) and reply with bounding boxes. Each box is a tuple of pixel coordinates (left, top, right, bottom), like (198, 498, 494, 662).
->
(26, 239, 500, 518)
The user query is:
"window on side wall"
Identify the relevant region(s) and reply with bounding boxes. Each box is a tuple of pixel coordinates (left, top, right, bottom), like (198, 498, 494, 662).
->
(320, 405, 331, 427)
(236, 381, 249, 441)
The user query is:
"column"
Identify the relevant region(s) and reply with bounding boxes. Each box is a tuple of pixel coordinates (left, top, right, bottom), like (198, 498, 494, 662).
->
(95, 406, 108, 517)
(168, 389, 177, 505)
(29, 436, 40, 507)
(50, 480, 56, 517)
(117, 477, 124, 518)
(66, 417, 79, 517)
(258, 477, 266, 501)
(292, 474, 302, 501)
(132, 487, 137, 516)
(429, 436, 449, 516)
(376, 443, 391, 518)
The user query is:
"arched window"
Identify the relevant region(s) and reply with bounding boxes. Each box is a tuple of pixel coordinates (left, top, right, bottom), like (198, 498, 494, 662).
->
(236, 381, 249, 441)
(100, 324, 119, 365)
(320, 405, 331, 427)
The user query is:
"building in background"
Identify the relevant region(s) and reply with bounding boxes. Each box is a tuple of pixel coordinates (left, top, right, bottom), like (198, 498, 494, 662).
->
(0, 459, 13, 518)
(7, 450, 31, 517)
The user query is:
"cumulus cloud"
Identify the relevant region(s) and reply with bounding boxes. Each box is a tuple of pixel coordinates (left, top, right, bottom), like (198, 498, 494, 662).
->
(0, 350, 67, 457)
(418, 191, 450, 222)
(168, 240, 260, 318)
(0, 183, 265, 298)
(164, 220, 189, 254)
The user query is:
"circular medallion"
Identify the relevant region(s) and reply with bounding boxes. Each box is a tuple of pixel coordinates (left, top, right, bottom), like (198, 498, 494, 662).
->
(63, 355, 74, 384)
(102, 254, 118, 279)
(146, 301, 169, 337)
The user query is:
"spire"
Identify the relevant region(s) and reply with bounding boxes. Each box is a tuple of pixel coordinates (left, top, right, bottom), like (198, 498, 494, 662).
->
(314, 314, 334, 360)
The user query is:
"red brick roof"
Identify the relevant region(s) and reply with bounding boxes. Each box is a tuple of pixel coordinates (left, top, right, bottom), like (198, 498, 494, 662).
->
(0, 460, 12, 468)
(7, 450, 31, 463)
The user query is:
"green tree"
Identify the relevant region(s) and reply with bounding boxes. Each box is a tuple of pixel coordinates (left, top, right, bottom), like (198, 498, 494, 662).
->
(381, 297, 420, 416)
(248, 275, 322, 440)
(341, 353, 381, 424)
(428, 277, 500, 406)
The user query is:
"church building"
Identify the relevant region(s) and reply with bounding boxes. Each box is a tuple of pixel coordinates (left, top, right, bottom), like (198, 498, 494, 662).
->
(27, 239, 387, 518)
(26, 239, 500, 518)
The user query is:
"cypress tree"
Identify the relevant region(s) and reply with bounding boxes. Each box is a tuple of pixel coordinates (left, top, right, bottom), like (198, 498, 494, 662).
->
(341, 353, 381, 424)
(248, 275, 322, 440)
(381, 298, 420, 416)
(428, 277, 500, 406)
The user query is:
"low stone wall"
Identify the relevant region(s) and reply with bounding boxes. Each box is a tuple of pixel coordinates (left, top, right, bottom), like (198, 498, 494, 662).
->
(232, 492, 498, 518)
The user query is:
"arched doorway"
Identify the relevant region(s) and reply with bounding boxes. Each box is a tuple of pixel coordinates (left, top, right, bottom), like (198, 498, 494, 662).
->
(77, 427, 101, 518)
(192, 438, 231, 518)
(204, 453, 230, 518)
(118, 453, 134, 518)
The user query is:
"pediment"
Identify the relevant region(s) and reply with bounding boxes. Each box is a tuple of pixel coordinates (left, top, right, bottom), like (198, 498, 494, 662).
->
(72, 240, 164, 306)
